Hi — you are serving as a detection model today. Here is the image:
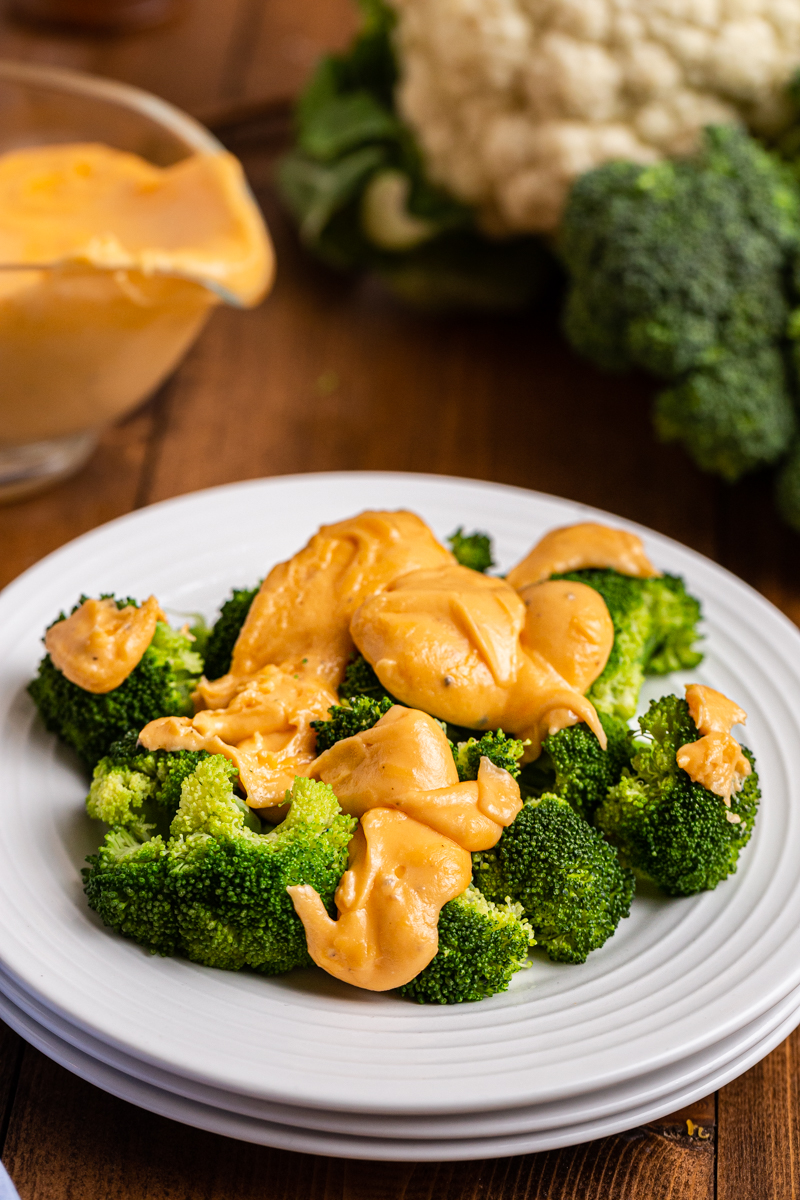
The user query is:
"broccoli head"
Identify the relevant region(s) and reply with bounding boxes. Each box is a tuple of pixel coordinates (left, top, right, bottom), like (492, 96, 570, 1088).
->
(29, 602, 203, 769)
(553, 569, 702, 720)
(654, 347, 796, 483)
(202, 585, 259, 681)
(521, 713, 633, 823)
(84, 757, 357, 973)
(452, 730, 525, 781)
(87, 732, 210, 840)
(311, 695, 394, 753)
(595, 695, 760, 895)
(400, 886, 534, 1004)
(447, 527, 495, 573)
(473, 795, 635, 964)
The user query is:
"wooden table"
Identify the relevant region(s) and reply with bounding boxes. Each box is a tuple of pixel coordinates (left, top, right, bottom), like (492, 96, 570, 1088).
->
(0, 1, 798, 1195)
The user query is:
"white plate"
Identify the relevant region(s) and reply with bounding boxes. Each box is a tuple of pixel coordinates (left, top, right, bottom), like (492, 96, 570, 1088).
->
(1, 981, 797, 1161)
(2, 956, 798, 1141)
(0, 472, 798, 1117)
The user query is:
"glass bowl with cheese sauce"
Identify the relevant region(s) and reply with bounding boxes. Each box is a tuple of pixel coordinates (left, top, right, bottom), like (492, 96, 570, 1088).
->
(0, 61, 274, 501)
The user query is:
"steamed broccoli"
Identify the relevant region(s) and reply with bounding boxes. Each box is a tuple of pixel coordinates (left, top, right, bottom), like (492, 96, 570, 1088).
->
(560, 124, 800, 483)
(521, 713, 633, 823)
(277, 0, 555, 311)
(452, 730, 525, 781)
(596, 695, 760, 896)
(338, 653, 397, 704)
(312, 695, 394, 753)
(448, 527, 494, 573)
(84, 757, 357, 972)
(473, 795, 635, 964)
(87, 732, 210, 839)
(400, 886, 534, 1003)
(28, 602, 203, 769)
(553, 570, 702, 719)
(202, 585, 259, 680)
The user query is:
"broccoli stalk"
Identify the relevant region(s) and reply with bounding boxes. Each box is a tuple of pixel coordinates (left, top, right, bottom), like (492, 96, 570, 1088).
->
(595, 695, 760, 895)
(560, 125, 800, 484)
(473, 795, 635, 964)
(28, 601, 204, 769)
(84, 757, 357, 973)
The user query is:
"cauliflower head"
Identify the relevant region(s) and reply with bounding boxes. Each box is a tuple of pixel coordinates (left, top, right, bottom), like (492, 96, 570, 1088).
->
(388, 0, 800, 232)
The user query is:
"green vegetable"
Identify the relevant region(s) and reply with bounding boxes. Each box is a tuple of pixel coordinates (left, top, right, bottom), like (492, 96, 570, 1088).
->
(338, 653, 397, 704)
(203, 585, 259, 680)
(521, 713, 633, 823)
(560, 124, 800, 482)
(596, 695, 760, 895)
(473, 794, 635, 964)
(84, 757, 357, 972)
(311, 695, 394, 753)
(447, 527, 494, 573)
(277, 0, 555, 310)
(451, 730, 524, 781)
(28, 600, 203, 769)
(400, 886, 534, 1003)
(87, 731, 211, 840)
(553, 570, 702, 719)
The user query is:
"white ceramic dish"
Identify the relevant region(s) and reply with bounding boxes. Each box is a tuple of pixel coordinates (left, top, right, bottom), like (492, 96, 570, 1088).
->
(2, 981, 797, 1161)
(1, 956, 798, 1142)
(0, 472, 797, 1119)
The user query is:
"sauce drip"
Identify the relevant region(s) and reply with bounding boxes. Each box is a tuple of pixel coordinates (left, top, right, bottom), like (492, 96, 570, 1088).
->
(676, 684, 751, 812)
(506, 522, 659, 590)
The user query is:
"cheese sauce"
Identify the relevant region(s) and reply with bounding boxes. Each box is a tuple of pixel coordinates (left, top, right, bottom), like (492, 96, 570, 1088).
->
(45, 594, 165, 693)
(506, 522, 659, 590)
(677, 683, 751, 812)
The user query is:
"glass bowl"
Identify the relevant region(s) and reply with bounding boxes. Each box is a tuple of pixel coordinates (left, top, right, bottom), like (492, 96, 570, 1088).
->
(0, 60, 226, 502)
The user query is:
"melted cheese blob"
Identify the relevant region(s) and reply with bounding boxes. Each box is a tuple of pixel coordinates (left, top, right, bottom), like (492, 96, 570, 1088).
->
(139, 665, 337, 807)
(45, 595, 165, 693)
(519, 579, 614, 692)
(350, 564, 606, 758)
(312, 705, 522, 852)
(0, 143, 274, 448)
(229, 510, 454, 687)
(288, 808, 472, 992)
(677, 684, 751, 811)
(506, 522, 659, 590)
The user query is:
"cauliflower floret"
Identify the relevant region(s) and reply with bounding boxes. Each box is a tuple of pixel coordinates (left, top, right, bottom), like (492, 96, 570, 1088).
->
(389, 0, 800, 232)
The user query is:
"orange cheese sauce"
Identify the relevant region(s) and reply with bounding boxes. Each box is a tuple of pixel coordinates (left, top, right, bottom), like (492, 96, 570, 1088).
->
(0, 143, 274, 449)
(350, 563, 607, 759)
(288, 808, 472, 991)
(45, 595, 165, 693)
(519, 578, 614, 692)
(506, 522, 659, 590)
(139, 665, 338, 808)
(228, 511, 454, 688)
(677, 684, 751, 811)
(311, 705, 522, 852)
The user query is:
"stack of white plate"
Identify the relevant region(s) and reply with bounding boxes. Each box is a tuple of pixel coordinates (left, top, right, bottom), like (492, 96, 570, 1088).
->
(0, 473, 799, 1162)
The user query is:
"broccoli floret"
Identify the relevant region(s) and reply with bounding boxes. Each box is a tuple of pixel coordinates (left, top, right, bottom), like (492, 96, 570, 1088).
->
(452, 730, 524, 781)
(338, 653, 398, 704)
(311, 695, 394, 753)
(552, 570, 702, 719)
(84, 758, 357, 973)
(87, 733, 210, 839)
(596, 695, 760, 895)
(203, 585, 259, 681)
(400, 886, 534, 1004)
(473, 795, 635, 964)
(560, 125, 800, 481)
(28, 604, 203, 769)
(447, 527, 494, 573)
(654, 348, 796, 483)
(521, 713, 633, 823)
